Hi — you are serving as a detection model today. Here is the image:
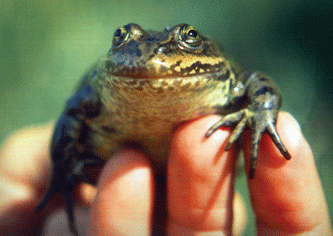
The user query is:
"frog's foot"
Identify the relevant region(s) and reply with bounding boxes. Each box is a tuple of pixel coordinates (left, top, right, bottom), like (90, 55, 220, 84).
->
(206, 109, 291, 179)
(37, 157, 102, 235)
(36, 172, 78, 235)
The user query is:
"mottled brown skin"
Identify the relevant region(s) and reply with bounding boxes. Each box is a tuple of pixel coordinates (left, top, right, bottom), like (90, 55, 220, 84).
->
(37, 23, 291, 235)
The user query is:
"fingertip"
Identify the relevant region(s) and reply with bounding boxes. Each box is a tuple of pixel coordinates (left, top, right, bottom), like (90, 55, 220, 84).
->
(89, 149, 154, 236)
(79, 183, 97, 206)
(278, 111, 301, 131)
(0, 123, 55, 235)
(276, 111, 303, 153)
(0, 123, 54, 187)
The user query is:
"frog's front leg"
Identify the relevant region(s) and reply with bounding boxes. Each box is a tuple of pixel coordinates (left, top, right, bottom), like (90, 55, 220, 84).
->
(37, 85, 104, 235)
(206, 71, 291, 179)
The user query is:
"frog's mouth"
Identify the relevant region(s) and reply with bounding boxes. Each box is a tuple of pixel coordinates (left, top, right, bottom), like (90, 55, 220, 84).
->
(106, 68, 227, 81)
(102, 57, 228, 80)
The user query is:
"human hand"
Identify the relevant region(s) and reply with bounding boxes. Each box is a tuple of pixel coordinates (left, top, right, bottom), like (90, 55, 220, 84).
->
(0, 112, 331, 235)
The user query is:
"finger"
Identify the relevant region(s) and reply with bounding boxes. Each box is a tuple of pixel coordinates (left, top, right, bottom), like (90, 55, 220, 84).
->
(245, 112, 332, 235)
(88, 149, 154, 236)
(167, 115, 245, 235)
(0, 123, 53, 192)
(0, 123, 54, 234)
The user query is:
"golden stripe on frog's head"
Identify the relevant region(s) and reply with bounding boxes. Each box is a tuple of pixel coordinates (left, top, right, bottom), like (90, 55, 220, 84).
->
(103, 23, 231, 80)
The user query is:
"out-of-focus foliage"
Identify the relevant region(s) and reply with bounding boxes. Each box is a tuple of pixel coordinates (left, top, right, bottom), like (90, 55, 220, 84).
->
(1, 0, 332, 234)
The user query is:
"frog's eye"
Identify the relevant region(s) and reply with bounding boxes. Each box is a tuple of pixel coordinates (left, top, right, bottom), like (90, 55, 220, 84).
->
(187, 29, 197, 38)
(112, 26, 129, 47)
(179, 25, 202, 49)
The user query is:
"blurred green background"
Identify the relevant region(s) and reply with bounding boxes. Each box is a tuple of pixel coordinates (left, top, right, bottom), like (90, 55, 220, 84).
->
(1, 0, 332, 234)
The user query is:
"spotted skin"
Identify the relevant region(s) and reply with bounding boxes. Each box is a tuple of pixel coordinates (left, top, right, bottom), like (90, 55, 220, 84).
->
(37, 23, 291, 235)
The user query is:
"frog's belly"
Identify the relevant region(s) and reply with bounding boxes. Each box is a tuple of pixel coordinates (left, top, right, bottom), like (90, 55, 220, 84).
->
(88, 76, 231, 169)
(87, 103, 215, 168)
(87, 120, 178, 177)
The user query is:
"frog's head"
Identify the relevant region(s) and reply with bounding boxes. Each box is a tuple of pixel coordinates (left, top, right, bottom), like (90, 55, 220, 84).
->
(103, 23, 231, 79)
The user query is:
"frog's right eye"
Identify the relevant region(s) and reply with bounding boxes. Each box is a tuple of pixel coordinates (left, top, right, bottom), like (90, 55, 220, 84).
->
(177, 25, 203, 52)
(112, 26, 129, 47)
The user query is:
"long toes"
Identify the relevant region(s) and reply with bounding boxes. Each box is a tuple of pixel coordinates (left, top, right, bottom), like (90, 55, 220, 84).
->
(36, 174, 62, 211)
(205, 110, 244, 137)
(36, 184, 58, 211)
(225, 117, 247, 151)
(267, 123, 291, 160)
(248, 129, 264, 179)
(64, 189, 78, 235)
(205, 119, 225, 137)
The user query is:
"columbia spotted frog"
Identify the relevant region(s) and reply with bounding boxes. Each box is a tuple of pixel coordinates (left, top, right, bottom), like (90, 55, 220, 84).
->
(37, 23, 291, 234)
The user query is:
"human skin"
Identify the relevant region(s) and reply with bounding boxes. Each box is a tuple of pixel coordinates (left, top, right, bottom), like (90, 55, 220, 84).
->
(0, 112, 331, 235)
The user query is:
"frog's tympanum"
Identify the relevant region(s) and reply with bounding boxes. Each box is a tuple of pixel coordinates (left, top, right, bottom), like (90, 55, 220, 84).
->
(37, 23, 291, 234)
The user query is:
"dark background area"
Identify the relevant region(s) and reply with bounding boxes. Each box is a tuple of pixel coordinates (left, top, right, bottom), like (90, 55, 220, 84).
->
(1, 0, 332, 234)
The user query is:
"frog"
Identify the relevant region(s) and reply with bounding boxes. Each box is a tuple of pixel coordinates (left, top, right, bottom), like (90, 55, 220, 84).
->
(37, 23, 291, 235)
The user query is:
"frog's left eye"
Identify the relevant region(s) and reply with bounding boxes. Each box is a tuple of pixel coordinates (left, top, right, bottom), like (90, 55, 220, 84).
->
(179, 25, 202, 49)
(112, 26, 129, 47)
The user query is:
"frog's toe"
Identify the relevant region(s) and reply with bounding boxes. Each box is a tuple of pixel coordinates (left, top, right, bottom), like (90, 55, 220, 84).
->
(63, 185, 77, 235)
(36, 176, 59, 211)
(225, 116, 247, 151)
(36, 171, 78, 235)
(248, 127, 265, 179)
(267, 123, 291, 160)
(248, 115, 291, 179)
(205, 110, 245, 138)
(206, 109, 290, 179)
